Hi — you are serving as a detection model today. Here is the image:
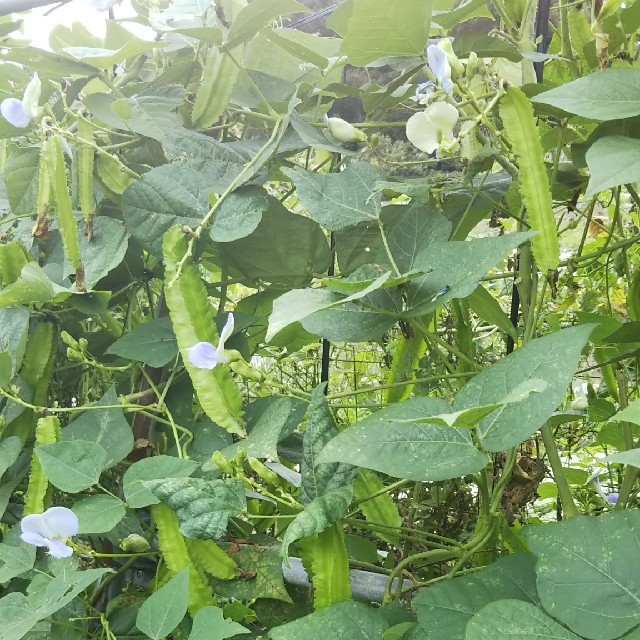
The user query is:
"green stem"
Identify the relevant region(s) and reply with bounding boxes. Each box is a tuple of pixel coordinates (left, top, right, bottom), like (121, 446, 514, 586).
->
(540, 422, 579, 518)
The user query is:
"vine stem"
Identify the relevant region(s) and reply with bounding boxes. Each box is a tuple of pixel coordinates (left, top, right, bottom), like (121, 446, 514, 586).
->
(168, 116, 285, 287)
(377, 219, 402, 277)
(540, 422, 579, 518)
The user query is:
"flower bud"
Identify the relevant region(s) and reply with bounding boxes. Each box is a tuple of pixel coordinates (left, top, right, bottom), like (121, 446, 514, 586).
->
(248, 457, 279, 485)
(466, 52, 479, 78)
(212, 451, 233, 474)
(438, 39, 464, 77)
(571, 397, 588, 411)
(119, 533, 150, 553)
(327, 117, 367, 143)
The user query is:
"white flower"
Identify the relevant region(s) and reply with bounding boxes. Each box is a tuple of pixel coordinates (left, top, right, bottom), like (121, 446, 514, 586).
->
(87, 0, 117, 10)
(1, 73, 40, 128)
(406, 102, 459, 154)
(21, 506, 78, 558)
(427, 45, 453, 96)
(187, 313, 234, 369)
(327, 117, 367, 143)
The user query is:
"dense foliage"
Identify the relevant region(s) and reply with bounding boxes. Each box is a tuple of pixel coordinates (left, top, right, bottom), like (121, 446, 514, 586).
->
(1, 0, 640, 638)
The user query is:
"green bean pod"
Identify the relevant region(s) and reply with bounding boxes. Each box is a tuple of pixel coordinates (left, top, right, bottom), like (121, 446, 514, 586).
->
(186, 539, 239, 580)
(151, 503, 214, 613)
(163, 226, 244, 435)
(76, 114, 95, 235)
(45, 134, 82, 272)
(24, 415, 60, 515)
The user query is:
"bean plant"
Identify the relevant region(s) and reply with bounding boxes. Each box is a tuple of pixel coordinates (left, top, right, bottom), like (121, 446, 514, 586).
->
(0, 0, 640, 639)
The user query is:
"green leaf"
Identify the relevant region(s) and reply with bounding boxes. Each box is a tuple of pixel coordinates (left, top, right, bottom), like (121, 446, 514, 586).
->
(467, 285, 518, 340)
(122, 165, 208, 256)
(608, 398, 640, 425)
(282, 163, 385, 231)
(35, 440, 107, 493)
(0, 307, 29, 378)
(217, 200, 331, 287)
(466, 600, 581, 640)
(106, 317, 178, 368)
(585, 135, 640, 197)
(500, 87, 559, 272)
(162, 129, 245, 193)
(220, 396, 307, 461)
(62, 37, 162, 68)
(4, 148, 39, 215)
(454, 325, 594, 451)
(209, 542, 293, 603)
(0, 593, 39, 640)
(136, 567, 189, 640)
(269, 601, 388, 640)
(533, 68, 640, 120)
(0, 541, 36, 582)
(339, 0, 428, 66)
(0, 263, 56, 307)
(281, 486, 352, 559)
(403, 233, 533, 317)
(412, 553, 539, 640)
(225, 0, 308, 49)
(188, 606, 250, 640)
(73, 495, 126, 534)
(0, 436, 22, 480)
(316, 397, 488, 481)
(524, 511, 640, 640)
(210, 186, 268, 242)
(144, 477, 246, 539)
(123, 455, 198, 509)
(301, 384, 358, 504)
(62, 387, 134, 468)
(78, 217, 129, 291)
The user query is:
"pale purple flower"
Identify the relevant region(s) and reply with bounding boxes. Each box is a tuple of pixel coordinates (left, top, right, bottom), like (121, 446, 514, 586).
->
(607, 492, 619, 506)
(87, 0, 117, 9)
(0, 73, 40, 128)
(414, 81, 434, 103)
(427, 45, 453, 96)
(593, 476, 618, 507)
(21, 507, 78, 558)
(187, 313, 234, 369)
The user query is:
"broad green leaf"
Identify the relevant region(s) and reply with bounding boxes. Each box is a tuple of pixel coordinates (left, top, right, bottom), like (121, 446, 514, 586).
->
(35, 440, 107, 493)
(144, 477, 246, 539)
(162, 130, 245, 193)
(300, 384, 358, 504)
(220, 396, 307, 461)
(412, 553, 539, 640)
(467, 285, 518, 340)
(62, 387, 134, 468)
(606, 449, 640, 466)
(0, 45, 97, 76)
(225, 0, 308, 49)
(37, 567, 111, 618)
(500, 87, 559, 273)
(0, 307, 29, 377)
(210, 186, 269, 242)
(454, 325, 594, 451)
(466, 600, 581, 640)
(316, 398, 489, 482)
(340, 0, 428, 66)
(164, 227, 244, 435)
(217, 200, 331, 287)
(0, 593, 39, 640)
(269, 600, 388, 640)
(188, 606, 250, 640)
(0, 263, 56, 307)
(136, 568, 189, 640)
(608, 398, 640, 425)
(122, 165, 208, 257)
(123, 455, 198, 508)
(0, 541, 36, 582)
(282, 163, 385, 231)
(524, 511, 640, 640)
(0, 436, 21, 480)
(533, 68, 640, 120)
(62, 37, 161, 68)
(281, 486, 352, 559)
(434, 0, 494, 28)
(73, 495, 126, 534)
(106, 317, 178, 368)
(78, 217, 129, 290)
(209, 542, 293, 603)
(403, 233, 533, 317)
(4, 148, 39, 215)
(352, 470, 402, 547)
(585, 135, 640, 197)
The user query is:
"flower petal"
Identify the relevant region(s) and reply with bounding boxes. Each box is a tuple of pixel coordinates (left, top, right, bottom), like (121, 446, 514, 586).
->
(21, 531, 48, 547)
(87, 0, 117, 9)
(406, 111, 438, 154)
(21, 512, 55, 538)
(42, 506, 79, 538)
(426, 102, 459, 133)
(1, 98, 31, 128)
(22, 73, 41, 119)
(219, 313, 235, 343)
(607, 492, 619, 505)
(427, 45, 452, 95)
(46, 537, 73, 558)
(187, 341, 219, 369)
